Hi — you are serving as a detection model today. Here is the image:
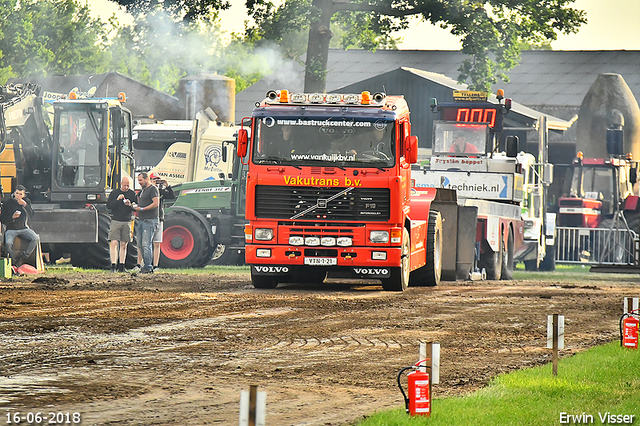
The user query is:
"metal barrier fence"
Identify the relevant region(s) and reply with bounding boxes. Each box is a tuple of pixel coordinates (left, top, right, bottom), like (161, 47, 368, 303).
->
(556, 227, 639, 265)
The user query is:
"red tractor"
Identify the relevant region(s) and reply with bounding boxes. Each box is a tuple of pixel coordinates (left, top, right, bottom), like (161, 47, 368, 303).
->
(556, 152, 640, 264)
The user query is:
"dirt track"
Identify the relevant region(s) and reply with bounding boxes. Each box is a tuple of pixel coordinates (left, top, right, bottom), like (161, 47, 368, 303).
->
(1, 268, 639, 425)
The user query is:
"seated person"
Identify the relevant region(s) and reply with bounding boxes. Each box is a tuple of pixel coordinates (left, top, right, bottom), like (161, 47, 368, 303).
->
(0, 185, 40, 265)
(449, 135, 479, 154)
(260, 126, 295, 157)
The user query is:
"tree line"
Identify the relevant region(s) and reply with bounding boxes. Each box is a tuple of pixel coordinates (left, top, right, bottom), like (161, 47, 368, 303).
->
(0, 0, 586, 95)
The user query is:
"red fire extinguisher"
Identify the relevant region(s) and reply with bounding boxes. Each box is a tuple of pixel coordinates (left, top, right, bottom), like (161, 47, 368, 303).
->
(397, 359, 430, 416)
(620, 309, 639, 349)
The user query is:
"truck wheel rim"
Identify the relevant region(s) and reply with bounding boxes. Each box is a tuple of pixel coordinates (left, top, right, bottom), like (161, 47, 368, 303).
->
(162, 225, 195, 260)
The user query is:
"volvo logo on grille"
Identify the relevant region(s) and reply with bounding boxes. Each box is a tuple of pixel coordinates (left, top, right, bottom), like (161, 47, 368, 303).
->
(354, 268, 389, 276)
(317, 199, 328, 208)
(254, 266, 290, 273)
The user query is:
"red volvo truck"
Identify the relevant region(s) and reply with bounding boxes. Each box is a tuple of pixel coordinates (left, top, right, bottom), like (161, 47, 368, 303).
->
(237, 90, 477, 290)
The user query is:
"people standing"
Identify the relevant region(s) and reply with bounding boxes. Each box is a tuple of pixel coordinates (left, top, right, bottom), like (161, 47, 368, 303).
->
(133, 172, 159, 274)
(0, 185, 40, 265)
(151, 176, 175, 271)
(106, 177, 137, 272)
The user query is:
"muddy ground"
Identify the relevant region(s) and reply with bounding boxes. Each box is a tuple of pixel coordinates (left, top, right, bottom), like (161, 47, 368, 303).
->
(0, 268, 639, 426)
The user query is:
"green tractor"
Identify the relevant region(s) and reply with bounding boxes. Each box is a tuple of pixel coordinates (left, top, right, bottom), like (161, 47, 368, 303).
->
(134, 110, 247, 268)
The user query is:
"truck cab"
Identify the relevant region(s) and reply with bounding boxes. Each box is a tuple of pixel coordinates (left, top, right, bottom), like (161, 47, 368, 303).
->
(238, 90, 442, 291)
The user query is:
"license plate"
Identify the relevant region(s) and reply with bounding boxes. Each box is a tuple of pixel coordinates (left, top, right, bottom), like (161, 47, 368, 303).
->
(304, 257, 337, 266)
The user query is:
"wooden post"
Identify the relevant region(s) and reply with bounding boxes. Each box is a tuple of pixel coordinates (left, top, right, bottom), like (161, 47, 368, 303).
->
(624, 297, 639, 314)
(419, 342, 440, 415)
(547, 314, 564, 376)
(240, 385, 266, 426)
(249, 385, 257, 426)
(552, 314, 559, 376)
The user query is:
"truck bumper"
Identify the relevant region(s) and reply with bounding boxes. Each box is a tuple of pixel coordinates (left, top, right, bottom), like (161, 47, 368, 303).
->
(246, 245, 402, 279)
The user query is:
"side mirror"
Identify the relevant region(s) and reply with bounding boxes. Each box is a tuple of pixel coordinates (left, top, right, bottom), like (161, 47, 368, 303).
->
(506, 135, 519, 158)
(630, 165, 637, 185)
(406, 135, 418, 164)
(543, 163, 554, 185)
(237, 129, 248, 158)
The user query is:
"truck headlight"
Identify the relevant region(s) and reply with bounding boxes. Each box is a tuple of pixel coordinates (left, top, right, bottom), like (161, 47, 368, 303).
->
(321, 237, 336, 246)
(255, 228, 274, 241)
(256, 248, 271, 257)
(369, 230, 389, 243)
(337, 237, 353, 247)
(289, 236, 304, 246)
(305, 236, 320, 246)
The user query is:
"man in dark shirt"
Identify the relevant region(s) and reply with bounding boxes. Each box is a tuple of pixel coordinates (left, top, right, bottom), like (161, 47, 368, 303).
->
(0, 185, 40, 265)
(106, 177, 137, 272)
(133, 172, 159, 274)
(151, 176, 175, 271)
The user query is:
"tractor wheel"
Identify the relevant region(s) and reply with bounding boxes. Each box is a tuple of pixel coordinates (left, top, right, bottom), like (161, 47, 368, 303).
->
(479, 236, 502, 280)
(251, 271, 279, 289)
(70, 213, 111, 269)
(501, 229, 514, 280)
(382, 227, 410, 291)
(159, 212, 210, 268)
(410, 211, 442, 287)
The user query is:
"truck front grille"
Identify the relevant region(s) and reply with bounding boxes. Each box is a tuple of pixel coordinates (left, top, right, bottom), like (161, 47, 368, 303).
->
(255, 186, 390, 221)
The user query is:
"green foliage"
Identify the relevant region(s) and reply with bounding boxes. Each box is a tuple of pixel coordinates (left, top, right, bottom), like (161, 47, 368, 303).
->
(0, 0, 282, 97)
(110, 0, 231, 22)
(246, 0, 585, 91)
(0, 0, 111, 83)
(355, 342, 640, 425)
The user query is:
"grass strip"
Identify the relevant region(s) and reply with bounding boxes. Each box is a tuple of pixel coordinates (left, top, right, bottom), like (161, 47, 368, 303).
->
(355, 342, 640, 425)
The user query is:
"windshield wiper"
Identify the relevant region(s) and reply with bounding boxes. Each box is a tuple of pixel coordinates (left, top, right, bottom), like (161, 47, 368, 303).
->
(255, 156, 284, 164)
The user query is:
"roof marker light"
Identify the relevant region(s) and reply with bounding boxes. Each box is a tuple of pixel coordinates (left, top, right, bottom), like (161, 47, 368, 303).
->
(326, 93, 342, 103)
(344, 94, 359, 104)
(361, 91, 371, 105)
(291, 93, 307, 103)
(308, 93, 323, 103)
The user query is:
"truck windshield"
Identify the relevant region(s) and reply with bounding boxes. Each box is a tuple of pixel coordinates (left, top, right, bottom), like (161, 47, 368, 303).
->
(55, 107, 105, 187)
(432, 122, 488, 156)
(567, 165, 614, 201)
(252, 117, 395, 167)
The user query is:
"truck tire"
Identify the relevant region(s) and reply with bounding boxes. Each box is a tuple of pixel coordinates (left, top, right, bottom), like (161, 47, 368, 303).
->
(382, 227, 410, 291)
(479, 236, 502, 280)
(501, 229, 514, 280)
(210, 244, 243, 266)
(160, 212, 211, 268)
(251, 272, 279, 289)
(410, 211, 442, 286)
(538, 244, 556, 271)
(71, 213, 111, 269)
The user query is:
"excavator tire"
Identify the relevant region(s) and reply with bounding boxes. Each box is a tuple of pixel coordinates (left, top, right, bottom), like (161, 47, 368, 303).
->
(70, 213, 111, 269)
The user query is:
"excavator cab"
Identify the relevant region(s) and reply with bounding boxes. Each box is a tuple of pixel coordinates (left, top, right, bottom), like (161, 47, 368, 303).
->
(50, 99, 134, 205)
